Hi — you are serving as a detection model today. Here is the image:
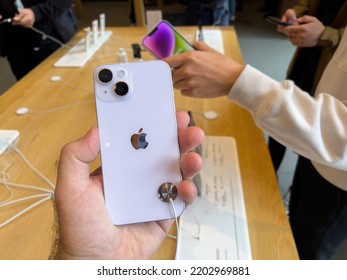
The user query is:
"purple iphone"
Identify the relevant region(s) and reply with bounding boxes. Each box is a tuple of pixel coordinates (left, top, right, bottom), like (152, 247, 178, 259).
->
(93, 60, 184, 225)
(142, 20, 194, 59)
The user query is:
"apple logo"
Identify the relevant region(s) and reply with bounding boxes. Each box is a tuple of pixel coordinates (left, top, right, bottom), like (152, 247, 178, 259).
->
(131, 128, 148, 149)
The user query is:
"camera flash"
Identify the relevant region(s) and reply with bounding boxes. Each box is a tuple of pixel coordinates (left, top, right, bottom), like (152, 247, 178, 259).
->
(117, 69, 126, 77)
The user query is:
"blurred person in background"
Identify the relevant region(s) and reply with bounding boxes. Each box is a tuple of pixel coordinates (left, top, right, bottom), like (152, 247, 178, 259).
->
(0, 0, 77, 80)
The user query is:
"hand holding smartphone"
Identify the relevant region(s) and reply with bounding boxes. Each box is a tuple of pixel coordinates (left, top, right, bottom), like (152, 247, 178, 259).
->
(142, 20, 194, 59)
(93, 60, 184, 225)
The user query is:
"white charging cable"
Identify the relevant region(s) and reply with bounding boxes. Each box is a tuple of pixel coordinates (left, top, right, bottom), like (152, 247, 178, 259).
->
(0, 194, 52, 228)
(28, 25, 71, 49)
(0, 140, 55, 228)
(15, 76, 94, 116)
(0, 171, 53, 206)
(169, 198, 180, 259)
(1, 193, 53, 207)
(0, 172, 14, 204)
(157, 182, 182, 257)
(1, 19, 71, 49)
(0, 179, 53, 228)
(11, 145, 55, 190)
(50, 76, 93, 94)
(16, 100, 93, 116)
(0, 175, 54, 194)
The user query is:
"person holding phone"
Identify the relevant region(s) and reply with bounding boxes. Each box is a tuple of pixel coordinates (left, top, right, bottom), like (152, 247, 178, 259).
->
(268, 0, 347, 174)
(164, 28, 347, 259)
(0, 0, 77, 80)
(266, 1, 347, 255)
(50, 111, 204, 260)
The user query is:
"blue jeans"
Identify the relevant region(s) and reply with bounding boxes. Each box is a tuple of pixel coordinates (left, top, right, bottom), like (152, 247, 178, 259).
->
(230, 0, 236, 19)
(212, 0, 231, 26)
(185, 0, 231, 26)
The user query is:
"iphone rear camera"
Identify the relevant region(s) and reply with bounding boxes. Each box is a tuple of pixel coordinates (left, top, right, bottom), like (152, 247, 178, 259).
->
(98, 68, 113, 84)
(114, 81, 129, 96)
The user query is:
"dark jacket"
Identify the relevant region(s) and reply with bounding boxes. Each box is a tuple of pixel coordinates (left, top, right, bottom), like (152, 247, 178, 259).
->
(0, 0, 77, 56)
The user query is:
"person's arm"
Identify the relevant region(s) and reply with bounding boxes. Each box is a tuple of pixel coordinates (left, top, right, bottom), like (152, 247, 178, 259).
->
(278, 0, 345, 50)
(11, 0, 73, 27)
(230, 65, 347, 171)
(280, 15, 325, 47)
(279, 16, 344, 49)
(29, 0, 73, 23)
(50, 111, 204, 260)
(165, 42, 347, 171)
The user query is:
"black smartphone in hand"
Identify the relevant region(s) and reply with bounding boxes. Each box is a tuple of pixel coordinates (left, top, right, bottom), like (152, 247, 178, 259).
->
(266, 16, 292, 27)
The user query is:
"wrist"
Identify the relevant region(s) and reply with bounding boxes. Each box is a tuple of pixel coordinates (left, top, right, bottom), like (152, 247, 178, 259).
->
(51, 230, 123, 260)
(317, 26, 339, 48)
(53, 242, 114, 260)
(229, 63, 245, 90)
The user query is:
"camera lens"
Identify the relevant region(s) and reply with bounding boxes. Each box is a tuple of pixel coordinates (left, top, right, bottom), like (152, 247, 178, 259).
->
(98, 68, 113, 84)
(114, 81, 129, 96)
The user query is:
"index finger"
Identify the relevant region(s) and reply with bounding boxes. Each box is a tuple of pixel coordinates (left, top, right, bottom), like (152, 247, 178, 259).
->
(176, 111, 190, 131)
(164, 53, 189, 69)
(283, 25, 302, 36)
